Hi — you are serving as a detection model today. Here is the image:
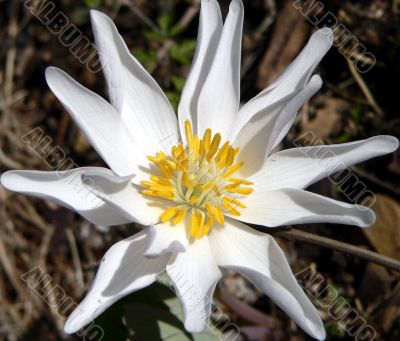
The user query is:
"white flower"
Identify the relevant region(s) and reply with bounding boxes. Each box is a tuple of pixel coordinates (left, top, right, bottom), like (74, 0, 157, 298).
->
(1, 1, 398, 339)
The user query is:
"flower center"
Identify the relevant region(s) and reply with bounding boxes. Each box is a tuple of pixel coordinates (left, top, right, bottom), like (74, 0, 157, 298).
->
(140, 120, 254, 239)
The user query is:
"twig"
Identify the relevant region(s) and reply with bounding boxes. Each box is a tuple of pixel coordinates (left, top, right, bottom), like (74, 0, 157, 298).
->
(124, 0, 160, 33)
(66, 228, 85, 292)
(272, 228, 400, 272)
(346, 59, 384, 116)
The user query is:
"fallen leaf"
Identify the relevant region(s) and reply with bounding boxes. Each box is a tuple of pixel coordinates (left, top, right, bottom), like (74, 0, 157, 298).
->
(363, 194, 400, 259)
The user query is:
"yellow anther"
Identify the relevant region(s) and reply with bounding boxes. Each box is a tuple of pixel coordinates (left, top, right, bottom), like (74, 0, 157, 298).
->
(214, 206, 225, 224)
(223, 196, 247, 208)
(160, 164, 173, 178)
(140, 180, 154, 187)
(183, 173, 198, 189)
(189, 195, 199, 204)
(185, 120, 193, 146)
(189, 211, 198, 238)
(228, 187, 254, 195)
(207, 133, 221, 159)
(225, 147, 235, 167)
(141, 122, 254, 240)
(150, 176, 170, 185)
(216, 141, 230, 162)
(203, 129, 212, 149)
(192, 134, 199, 153)
(199, 140, 206, 157)
(201, 182, 214, 191)
(228, 178, 254, 185)
(160, 159, 177, 170)
(213, 185, 222, 196)
(149, 184, 174, 192)
(202, 216, 213, 236)
(156, 152, 168, 159)
(161, 207, 178, 223)
(223, 162, 244, 178)
(141, 189, 174, 199)
(173, 209, 187, 225)
(147, 155, 161, 164)
(196, 211, 205, 239)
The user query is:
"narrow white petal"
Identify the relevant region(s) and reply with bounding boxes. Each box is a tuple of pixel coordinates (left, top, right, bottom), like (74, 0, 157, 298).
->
(209, 219, 325, 340)
(197, 0, 243, 139)
(231, 28, 333, 141)
(1, 168, 131, 226)
(166, 237, 221, 332)
(45, 67, 147, 177)
(90, 10, 179, 154)
(178, 0, 222, 142)
(145, 221, 189, 257)
(250, 135, 399, 192)
(82, 170, 170, 226)
(236, 188, 375, 228)
(64, 230, 168, 334)
(234, 76, 322, 176)
(270, 28, 333, 95)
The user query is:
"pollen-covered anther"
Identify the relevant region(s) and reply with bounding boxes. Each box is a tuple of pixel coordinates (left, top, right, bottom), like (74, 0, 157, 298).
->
(140, 120, 254, 239)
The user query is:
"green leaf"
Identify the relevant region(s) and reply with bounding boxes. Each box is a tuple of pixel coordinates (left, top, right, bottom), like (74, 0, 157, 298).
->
(170, 24, 186, 37)
(170, 40, 196, 64)
(351, 102, 362, 124)
(84, 0, 102, 8)
(158, 14, 172, 34)
(166, 91, 181, 112)
(144, 30, 165, 43)
(123, 282, 220, 341)
(135, 49, 157, 69)
(334, 132, 352, 143)
(171, 75, 185, 92)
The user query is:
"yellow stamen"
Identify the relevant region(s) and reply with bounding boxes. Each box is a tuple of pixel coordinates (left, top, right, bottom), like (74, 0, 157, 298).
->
(202, 216, 213, 236)
(214, 206, 225, 224)
(196, 211, 205, 239)
(161, 207, 178, 223)
(173, 209, 187, 225)
(223, 196, 247, 208)
(225, 147, 235, 167)
(207, 133, 221, 160)
(189, 211, 198, 238)
(228, 178, 254, 185)
(185, 120, 193, 146)
(203, 129, 212, 149)
(223, 162, 244, 178)
(150, 176, 170, 185)
(228, 187, 254, 195)
(140, 119, 254, 240)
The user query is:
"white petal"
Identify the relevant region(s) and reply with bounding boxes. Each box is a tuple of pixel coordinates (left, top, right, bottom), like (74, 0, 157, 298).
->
(178, 0, 222, 142)
(145, 221, 189, 257)
(45, 67, 147, 177)
(231, 28, 333, 141)
(236, 188, 375, 228)
(269, 28, 332, 95)
(82, 170, 170, 226)
(209, 219, 325, 340)
(234, 76, 322, 176)
(64, 230, 168, 333)
(0, 168, 131, 226)
(90, 10, 179, 154)
(197, 0, 243, 139)
(250, 135, 399, 192)
(166, 237, 221, 332)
